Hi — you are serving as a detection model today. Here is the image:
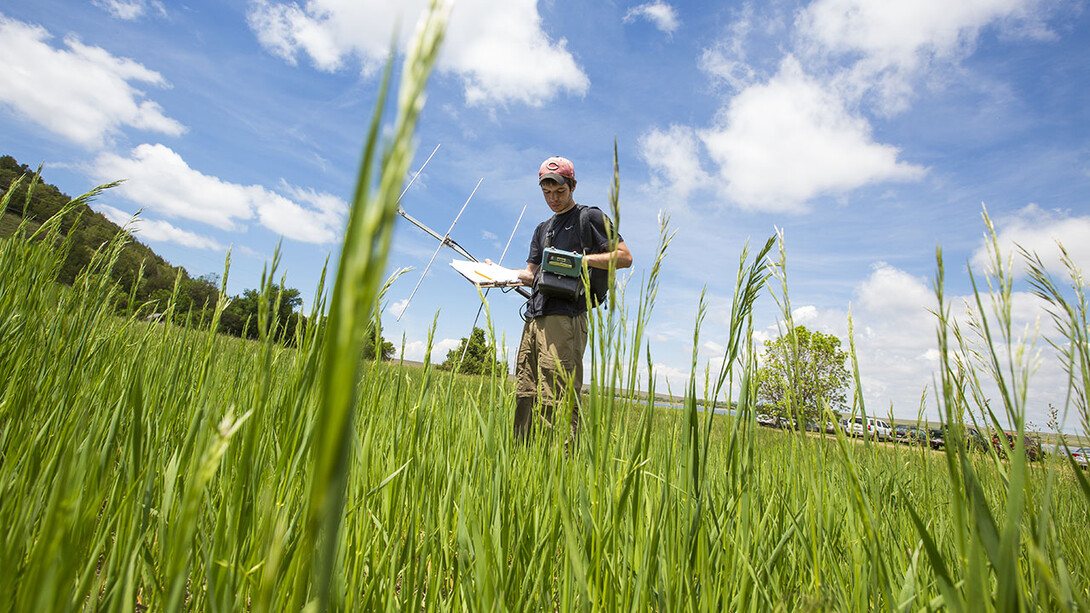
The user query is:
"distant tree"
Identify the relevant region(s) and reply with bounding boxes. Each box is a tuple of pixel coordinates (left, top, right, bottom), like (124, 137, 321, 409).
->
(166, 272, 220, 325)
(187, 274, 220, 312)
(439, 327, 506, 375)
(362, 318, 395, 361)
(274, 287, 303, 343)
(219, 285, 303, 343)
(219, 289, 255, 338)
(757, 325, 850, 427)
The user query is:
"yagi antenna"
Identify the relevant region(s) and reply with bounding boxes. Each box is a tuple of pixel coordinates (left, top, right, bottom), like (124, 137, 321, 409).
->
(397, 178, 483, 321)
(498, 204, 527, 265)
(394, 144, 531, 321)
(459, 204, 527, 364)
(398, 143, 440, 203)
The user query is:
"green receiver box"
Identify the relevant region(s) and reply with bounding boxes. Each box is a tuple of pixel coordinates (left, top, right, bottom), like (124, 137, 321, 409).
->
(541, 247, 583, 277)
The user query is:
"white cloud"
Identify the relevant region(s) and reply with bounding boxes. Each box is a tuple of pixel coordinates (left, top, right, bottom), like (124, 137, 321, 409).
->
(96, 204, 225, 250)
(751, 327, 775, 348)
(399, 337, 460, 363)
(447, 1, 589, 106)
(642, 0, 1048, 210)
(91, 144, 347, 243)
(93, 145, 253, 229)
(247, 0, 373, 72)
(246, 0, 589, 106)
(842, 261, 1071, 429)
(801, 0, 1030, 70)
(798, 0, 1042, 114)
(791, 305, 820, 325)
(699, 57, 926, 211)
(260, 182, 348, 244)
(639, 124, 710, 204)
(855, 262, 935, 319)
(0, 15, 184, 149)
(701, 340, 725, 356)
(93, 0, 167, 20)
(389, 298, 410, 321)
(699, 5, 756, 92)
(623, 2, 681, 35)
(847, 264, 939, 406)
(645, 363, 692, 396)
(970, 204, 1090, 280)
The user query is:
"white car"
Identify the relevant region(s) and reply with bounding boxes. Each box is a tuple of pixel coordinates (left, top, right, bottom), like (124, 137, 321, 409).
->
(756, 413, 779, 428)
(849, 417, 893, 441)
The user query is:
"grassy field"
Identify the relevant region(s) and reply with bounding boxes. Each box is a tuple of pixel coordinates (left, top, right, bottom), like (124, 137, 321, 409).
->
(0, 210, 42, 238)
(2, 215, 1088, 610)
(3, 4, 1089, 611)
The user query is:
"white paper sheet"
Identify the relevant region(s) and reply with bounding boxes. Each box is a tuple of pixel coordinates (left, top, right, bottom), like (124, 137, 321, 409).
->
(449, 260, 524, 287)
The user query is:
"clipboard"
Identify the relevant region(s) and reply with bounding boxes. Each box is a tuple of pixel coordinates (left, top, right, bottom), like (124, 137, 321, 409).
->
(450, 260, 524, 287)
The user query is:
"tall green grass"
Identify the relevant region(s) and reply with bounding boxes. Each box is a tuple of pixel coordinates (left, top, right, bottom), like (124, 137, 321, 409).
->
(1, 2, 1088, 610)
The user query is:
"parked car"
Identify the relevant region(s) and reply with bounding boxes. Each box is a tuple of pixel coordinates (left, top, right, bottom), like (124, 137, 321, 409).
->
(895, 425, 927, 445)
(849, 417, 893, 441)
(1023, 435, 1043, 461)
(991, 431, 1043, 461)
(875, 419, 893, 441)
(756, 413, 778, 428)
(929, 425, 987, 452)
(777, 417, 802, 430)
(927, 428, 945, 450)
(965, 427, 989, 452)
(848, 417, 864, 437)
(1070, 447, 1089, 469)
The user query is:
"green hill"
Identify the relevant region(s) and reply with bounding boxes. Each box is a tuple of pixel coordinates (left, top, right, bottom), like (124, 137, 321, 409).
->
(1, 154, 220, 320)
(0, 154, 316, 344)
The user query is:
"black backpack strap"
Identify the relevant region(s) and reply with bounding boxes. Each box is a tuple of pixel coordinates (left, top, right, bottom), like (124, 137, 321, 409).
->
(577, 205, 595, 253)
(577, 205, 610, 308)
(544, 215, 557, 250)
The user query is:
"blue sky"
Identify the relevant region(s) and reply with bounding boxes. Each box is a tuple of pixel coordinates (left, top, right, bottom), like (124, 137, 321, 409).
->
(2, 0, 1088, 432)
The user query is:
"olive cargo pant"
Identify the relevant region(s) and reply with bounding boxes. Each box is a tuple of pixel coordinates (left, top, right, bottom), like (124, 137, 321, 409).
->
(513, 313, 588, 440)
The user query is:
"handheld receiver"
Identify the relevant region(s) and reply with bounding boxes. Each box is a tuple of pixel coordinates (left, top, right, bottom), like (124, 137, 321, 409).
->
(541, 247, 583, 278)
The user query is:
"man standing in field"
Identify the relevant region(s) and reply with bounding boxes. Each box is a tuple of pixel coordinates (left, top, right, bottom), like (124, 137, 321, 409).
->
(513, 156, 633, 442)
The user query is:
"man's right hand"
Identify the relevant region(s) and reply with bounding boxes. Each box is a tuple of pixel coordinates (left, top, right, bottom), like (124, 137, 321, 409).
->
(518, 263, 539, 286)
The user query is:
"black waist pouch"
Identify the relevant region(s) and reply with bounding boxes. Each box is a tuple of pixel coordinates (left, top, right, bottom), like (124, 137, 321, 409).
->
(536, 270, 583, 301)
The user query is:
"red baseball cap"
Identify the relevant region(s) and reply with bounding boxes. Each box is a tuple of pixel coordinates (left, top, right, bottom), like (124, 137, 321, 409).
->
(538, 156, 575, 185)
